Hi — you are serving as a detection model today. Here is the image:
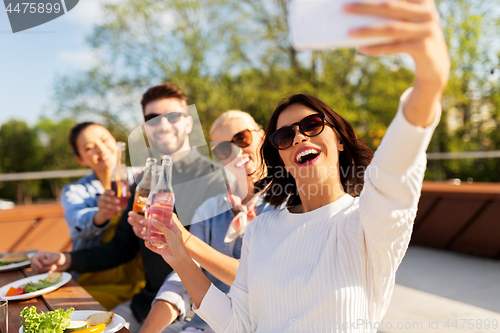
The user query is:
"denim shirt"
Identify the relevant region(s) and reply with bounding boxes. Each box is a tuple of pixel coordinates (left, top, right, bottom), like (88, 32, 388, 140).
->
(154, 193, 277, 330)
(60, 172, 110, 251)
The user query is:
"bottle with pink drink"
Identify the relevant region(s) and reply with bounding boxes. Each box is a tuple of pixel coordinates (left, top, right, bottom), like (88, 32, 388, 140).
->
(145, 155, 175, 249)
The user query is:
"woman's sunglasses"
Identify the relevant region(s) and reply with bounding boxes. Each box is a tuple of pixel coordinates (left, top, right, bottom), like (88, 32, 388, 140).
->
(212, 129, 258, 160)
(144, 111, 186, 126)
(269, 113, 335, 150)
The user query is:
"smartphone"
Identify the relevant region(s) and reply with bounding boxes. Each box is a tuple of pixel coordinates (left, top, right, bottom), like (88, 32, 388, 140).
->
(288, 0, 397, 50)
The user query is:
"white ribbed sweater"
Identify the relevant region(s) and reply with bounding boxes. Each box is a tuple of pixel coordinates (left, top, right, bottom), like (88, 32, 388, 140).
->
(194, 89, 441, 333)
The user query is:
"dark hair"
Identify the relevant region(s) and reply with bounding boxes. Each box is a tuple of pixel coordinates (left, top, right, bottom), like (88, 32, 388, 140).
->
(141, 83, 189, 115)
(255, 94, 374, 208)
(69, 122, 100, 156)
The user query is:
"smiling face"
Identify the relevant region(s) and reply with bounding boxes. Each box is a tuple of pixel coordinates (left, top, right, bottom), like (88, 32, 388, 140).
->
(276, 104, 343, 184)
(74, 125, 117, 172)
(144, 98, 193, 155)
(210, 117, 264, 179)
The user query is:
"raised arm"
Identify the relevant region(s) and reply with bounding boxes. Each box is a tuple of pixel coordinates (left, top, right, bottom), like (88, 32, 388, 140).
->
(346, 0, 449, 128)
(342, 0, 449, 320)
(184, 233, 240, 286)
(60, 185, 118, 240)
(147, 217, 253, 333)
(177, 207, 240, 286)
(145, 219, 211, 309)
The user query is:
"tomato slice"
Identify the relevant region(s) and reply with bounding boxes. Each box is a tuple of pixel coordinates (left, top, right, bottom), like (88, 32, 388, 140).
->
(16, 287, 26, 295)
(73, 323, 106, 333)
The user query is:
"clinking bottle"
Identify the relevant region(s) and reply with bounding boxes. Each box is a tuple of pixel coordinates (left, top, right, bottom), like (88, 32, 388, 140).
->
(132, 157, 157, 216)
(145, 164, 161, 217)
(145, 155, 175, 248)
(111, 142, 129, 210)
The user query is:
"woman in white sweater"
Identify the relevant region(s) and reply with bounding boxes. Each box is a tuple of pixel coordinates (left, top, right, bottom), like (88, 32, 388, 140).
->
(147, 1, 450, 332)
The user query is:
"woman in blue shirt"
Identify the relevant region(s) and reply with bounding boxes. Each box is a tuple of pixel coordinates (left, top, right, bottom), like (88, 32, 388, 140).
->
(139, 111, 279, 333)
(60, 122, 145, 310)
(61, 122, 123, 250)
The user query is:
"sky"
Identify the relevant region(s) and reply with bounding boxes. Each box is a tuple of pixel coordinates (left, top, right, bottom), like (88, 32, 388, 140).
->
(0, 0, 104, 126)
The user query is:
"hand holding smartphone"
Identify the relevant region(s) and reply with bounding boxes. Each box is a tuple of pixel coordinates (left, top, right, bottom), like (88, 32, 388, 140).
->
(288, 0, 397, 50)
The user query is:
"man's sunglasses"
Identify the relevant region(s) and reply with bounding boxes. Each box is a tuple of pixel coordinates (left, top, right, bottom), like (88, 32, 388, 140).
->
(269, 113, 335, 150)
(144, 112, 187, 126)
(212, 129, 258, 160)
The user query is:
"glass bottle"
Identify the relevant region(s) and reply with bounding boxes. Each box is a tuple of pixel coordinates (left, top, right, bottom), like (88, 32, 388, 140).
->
(145, 164, 161, 218)
(145, 155, 175, 248)
(132, 157, 157, 216)
(111, 142, 129, 210)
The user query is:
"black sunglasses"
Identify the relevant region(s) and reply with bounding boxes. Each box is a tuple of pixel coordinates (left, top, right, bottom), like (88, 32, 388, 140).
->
(144, 112, 187, 126)
(212, 129, 258, 160)
(269, 113, 335, 150)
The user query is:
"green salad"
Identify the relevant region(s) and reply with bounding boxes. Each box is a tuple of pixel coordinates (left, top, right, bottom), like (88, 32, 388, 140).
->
(23, 276, 62, 293)
(20, 306, 74, 333)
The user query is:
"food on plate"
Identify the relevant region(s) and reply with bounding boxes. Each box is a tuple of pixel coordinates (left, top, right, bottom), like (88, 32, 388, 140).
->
(0, 252, 29, 266)
(86, 311, 114, 326)
(4, 272, 63, 297)
(66, 311, 113, 333)
(5, 286, 28, 296)
(72, 323, 106, 333)
(20, 306, 74, 333)
(63, 320, 88, 332)
(5, 286, 17, 296)
(46, 272, 63, 283)
(23, 272, 62, 293)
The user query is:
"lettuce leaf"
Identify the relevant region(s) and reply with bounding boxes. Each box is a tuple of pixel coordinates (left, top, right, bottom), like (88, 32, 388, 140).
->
(20, 306, 74, 333)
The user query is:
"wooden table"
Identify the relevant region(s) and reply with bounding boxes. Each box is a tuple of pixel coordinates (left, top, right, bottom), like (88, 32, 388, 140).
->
(0, 268, 131, 333)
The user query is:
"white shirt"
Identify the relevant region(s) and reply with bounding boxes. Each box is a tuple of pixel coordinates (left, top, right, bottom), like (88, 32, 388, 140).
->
(194, 89, 441, 333)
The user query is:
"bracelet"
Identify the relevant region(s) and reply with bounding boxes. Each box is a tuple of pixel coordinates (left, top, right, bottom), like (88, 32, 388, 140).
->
(184, 233, 192, 245)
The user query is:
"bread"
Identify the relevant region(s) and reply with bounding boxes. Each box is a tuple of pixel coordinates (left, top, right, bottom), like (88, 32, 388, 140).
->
(0, 252, 29, 263)
(46, 272, 62, 283)
(86, 311, 114, 326)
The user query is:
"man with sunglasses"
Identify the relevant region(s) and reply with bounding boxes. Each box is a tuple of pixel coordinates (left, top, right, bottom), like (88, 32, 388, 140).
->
(31, 83, 227, 333)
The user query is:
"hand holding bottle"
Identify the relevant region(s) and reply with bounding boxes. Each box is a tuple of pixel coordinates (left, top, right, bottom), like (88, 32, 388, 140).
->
(145, 213, 191, 267)
(94, 189, 124, 226)
(128, 157, 158, 239)
(128, 210, 147, 239)
(145, 155, 175, 249)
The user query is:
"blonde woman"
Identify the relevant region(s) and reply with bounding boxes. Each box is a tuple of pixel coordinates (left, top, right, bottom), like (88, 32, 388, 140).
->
(140, 111, 279, 333)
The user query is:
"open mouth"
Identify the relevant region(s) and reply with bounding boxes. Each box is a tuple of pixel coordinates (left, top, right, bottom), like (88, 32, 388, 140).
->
(295, 148, 320, 166)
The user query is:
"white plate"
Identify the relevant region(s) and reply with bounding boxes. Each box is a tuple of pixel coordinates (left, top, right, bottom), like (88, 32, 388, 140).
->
(0, 272, 71, 301)
(0, 252, 35, 272)
(19, 310, 126, 333)
(0, 260, 30, 272)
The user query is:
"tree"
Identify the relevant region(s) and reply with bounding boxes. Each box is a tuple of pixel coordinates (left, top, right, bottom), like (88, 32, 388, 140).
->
(425, 0, 500, 181)
(52, 0, 500, 181)
(0, 120, 41, 202)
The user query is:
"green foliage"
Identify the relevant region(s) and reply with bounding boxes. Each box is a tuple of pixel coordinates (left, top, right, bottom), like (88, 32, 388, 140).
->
(52, 0, 420, 149)
(426, 0, 500, 181)
(51, 0, 500, 183)
(0, 120, 41, 200)
(0, 120, 39, 173)
(2, 0, 500, 204)
(0, 118, 84, 202)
